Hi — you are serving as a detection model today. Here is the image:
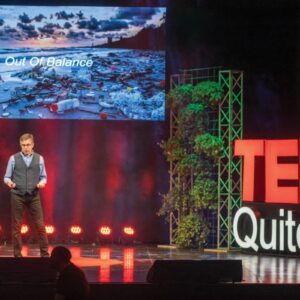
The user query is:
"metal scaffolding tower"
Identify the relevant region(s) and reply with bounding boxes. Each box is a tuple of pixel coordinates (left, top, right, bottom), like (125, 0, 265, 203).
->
(217, 70, 244, 249)
(167, 68, 243, 247)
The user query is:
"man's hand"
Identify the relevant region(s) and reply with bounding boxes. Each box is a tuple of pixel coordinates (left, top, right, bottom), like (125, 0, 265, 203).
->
(7, 180, 16, 189)
(37, 182, 46, 189)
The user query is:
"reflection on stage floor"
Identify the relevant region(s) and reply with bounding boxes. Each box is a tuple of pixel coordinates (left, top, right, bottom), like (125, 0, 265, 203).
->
(1, 244, 300, 284)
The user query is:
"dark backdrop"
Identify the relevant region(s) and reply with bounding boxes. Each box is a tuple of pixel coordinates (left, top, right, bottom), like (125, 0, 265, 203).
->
(0, 0, 298, 243)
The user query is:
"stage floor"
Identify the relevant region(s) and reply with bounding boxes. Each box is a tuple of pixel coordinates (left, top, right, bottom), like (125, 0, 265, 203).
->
(1, 243, 300, 284)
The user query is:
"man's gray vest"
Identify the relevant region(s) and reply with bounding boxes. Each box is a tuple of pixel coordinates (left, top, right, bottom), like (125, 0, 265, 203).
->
(11, 152, 40, 196)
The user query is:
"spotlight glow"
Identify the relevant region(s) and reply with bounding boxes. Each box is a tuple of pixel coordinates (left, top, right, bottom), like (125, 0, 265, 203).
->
(70, 226, 82, 235)
(99, 226, 112, 236)
(45, 225, 55, 234)
(21, 224, 29, 234)
(123, 226, 135, 236)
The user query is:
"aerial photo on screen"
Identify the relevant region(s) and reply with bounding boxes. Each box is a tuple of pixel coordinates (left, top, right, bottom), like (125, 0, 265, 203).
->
(0, 6, 166, 120)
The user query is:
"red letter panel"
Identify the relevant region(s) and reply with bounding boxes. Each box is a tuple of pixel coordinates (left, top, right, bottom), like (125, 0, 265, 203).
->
(265, 140, 299, 204)
(234, 139, 264, 201)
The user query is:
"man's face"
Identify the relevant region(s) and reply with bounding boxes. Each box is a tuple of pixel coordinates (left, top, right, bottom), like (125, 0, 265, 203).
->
(20, 138, 34, 155)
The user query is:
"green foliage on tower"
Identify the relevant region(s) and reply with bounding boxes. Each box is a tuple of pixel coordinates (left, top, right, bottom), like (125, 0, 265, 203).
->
(159, 81, 223, 248)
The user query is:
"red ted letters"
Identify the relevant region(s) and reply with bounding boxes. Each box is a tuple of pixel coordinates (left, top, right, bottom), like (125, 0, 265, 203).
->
(234, 139, 300, 204)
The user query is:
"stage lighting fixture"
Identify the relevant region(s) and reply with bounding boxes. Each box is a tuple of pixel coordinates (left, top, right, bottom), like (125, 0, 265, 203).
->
(20, 224, 30, 243)
(70, 226, 82, 235)
(45, 225, 56, 243)
(123, 226, 135, 236)
(69, 225, 83, 244)
(96, 226, 113, 244)
(21, 224, 29, 234)
(45, 225, 55, 235)
(119, 226, 135, 245)
(99, 226, 112, 236)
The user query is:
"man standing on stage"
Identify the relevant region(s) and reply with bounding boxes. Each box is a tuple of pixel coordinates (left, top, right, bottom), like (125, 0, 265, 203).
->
(4, 133, 49, 257)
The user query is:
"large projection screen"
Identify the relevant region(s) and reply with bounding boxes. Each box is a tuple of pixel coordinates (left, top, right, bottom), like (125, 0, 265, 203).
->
(0, 6, 166, 120)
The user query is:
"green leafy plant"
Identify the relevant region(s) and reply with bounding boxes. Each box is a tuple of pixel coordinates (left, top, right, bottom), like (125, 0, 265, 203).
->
(190, 177, 218, 209)
(174, 214, 209, 248)
(178, 103, 208, 145)
(159, 80, 223, 248)
(194, 133, 224, 162)
(160, 136, 185, 162)
(168, 84, 194, 110)
(192, 81, 223, 109)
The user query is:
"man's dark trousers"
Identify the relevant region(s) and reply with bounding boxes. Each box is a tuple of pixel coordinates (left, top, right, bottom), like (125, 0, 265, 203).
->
(11, 192, 49, 257)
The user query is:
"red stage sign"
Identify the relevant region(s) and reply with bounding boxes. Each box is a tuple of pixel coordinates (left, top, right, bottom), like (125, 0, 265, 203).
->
(234, 139, 300, 204)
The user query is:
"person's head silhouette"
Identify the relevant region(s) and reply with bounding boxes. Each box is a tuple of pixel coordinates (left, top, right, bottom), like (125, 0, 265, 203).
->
(50, 246, 72, 271)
